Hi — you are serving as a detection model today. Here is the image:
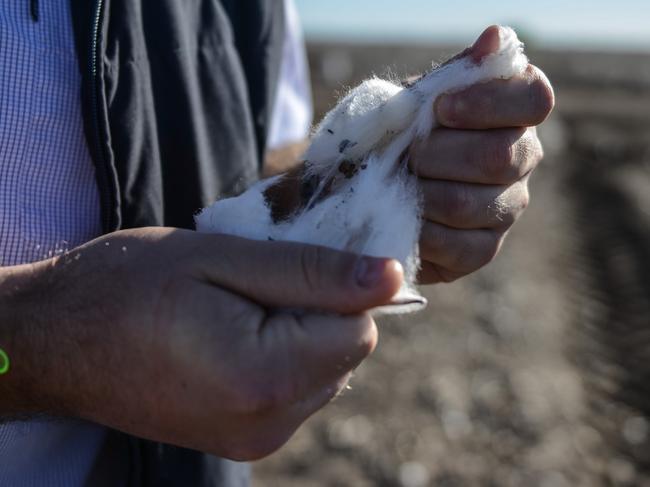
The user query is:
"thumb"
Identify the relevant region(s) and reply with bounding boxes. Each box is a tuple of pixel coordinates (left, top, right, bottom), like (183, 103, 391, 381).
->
(468, 25, 502, 64)
(195, 234, 404, 314)
(442, 25, 501, 68)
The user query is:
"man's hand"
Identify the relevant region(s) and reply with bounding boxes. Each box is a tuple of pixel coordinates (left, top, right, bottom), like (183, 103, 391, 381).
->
(0, 228, 402, 460)
(410, 26, 555, 283)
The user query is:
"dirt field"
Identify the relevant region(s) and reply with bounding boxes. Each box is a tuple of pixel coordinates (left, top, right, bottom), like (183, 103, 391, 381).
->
(254, 43, 650, 487)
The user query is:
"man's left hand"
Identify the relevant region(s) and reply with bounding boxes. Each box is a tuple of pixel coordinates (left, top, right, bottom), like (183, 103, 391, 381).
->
(410, 31, 554, 284)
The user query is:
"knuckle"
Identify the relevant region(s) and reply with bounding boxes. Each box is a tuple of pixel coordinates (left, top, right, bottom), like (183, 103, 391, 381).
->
(520, 186, 531, 211)
(528, 127, 545, 163)
(528, 67, 555, 124)
(481, 134, 518, 180)
(508, 181, 531, 216)
(536, 136, 545, 162)
(518, 128, 540, 165)
(515, 131, 532, 158)
(492, 182, 529, 229)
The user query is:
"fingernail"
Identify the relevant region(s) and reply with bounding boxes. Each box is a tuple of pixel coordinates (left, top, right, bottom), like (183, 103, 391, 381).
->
(495, 25, 505, 41)
(436, 94, 456, 126)
(473, 25, 503, 47)
(355, 257, 385, 288)
(470, 25, 502, 64)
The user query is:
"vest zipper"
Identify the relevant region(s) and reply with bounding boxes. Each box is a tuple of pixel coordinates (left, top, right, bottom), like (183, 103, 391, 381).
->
(90, 0, 118, 233)
(30, 0, 39, 22)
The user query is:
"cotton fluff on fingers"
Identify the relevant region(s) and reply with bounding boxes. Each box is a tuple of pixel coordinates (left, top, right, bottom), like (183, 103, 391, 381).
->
(195, 26, 529, 315)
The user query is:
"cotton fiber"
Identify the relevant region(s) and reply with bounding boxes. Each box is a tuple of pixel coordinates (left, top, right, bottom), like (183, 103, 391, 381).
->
(196, 27, 529, 314)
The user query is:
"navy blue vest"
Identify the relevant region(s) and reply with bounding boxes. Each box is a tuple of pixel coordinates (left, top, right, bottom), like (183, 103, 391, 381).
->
(71, 0, 284, 232)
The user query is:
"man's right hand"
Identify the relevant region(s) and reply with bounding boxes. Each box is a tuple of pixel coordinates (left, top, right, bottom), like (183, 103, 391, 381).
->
(0, 227, 402, 460)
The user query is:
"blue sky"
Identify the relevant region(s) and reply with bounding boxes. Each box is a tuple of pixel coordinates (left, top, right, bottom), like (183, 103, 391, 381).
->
(294, 0, 650, 51)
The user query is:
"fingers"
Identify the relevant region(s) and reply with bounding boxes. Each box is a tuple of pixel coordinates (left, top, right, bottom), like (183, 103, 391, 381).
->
(260, 311, 377, 400)
(206, 312, 375, 460)
(410, 26, 551, 284)
(418, 222, 506, 283)
(418, 178, 530, 230)
(229, 309, 371, 460)
(436, 25, 501, 70)
(410, 127, 542, 185)
(231, 310, 375, 413)
(468, 24, 501, 64)
(193, 236, 404, 315)
(435, 64, 555, 129)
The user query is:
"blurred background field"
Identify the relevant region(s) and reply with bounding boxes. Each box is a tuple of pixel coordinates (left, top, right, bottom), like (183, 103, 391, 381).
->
(255, 3, 650, 486)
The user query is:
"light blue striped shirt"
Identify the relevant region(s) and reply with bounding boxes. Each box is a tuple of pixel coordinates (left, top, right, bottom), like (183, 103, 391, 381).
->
(0, 0, 102, 266)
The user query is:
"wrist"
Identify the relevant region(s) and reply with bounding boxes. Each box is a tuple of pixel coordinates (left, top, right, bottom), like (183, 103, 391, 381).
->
(0, 259, 70, 419)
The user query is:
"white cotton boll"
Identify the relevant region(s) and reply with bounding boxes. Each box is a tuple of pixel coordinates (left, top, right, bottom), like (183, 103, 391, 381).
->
(304, 79, 418, 175)
(284, 157, 420, 269)
(195, 176, 279, 241)
(277, 156, 424, 314)
(196, 26, 530, 315)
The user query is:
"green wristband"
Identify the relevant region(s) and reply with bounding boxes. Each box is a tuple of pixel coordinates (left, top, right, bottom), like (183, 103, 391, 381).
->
(0, 348, 9, 375)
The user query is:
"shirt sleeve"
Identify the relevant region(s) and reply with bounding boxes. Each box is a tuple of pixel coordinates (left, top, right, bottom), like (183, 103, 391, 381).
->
(266, 0, 313, 150)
